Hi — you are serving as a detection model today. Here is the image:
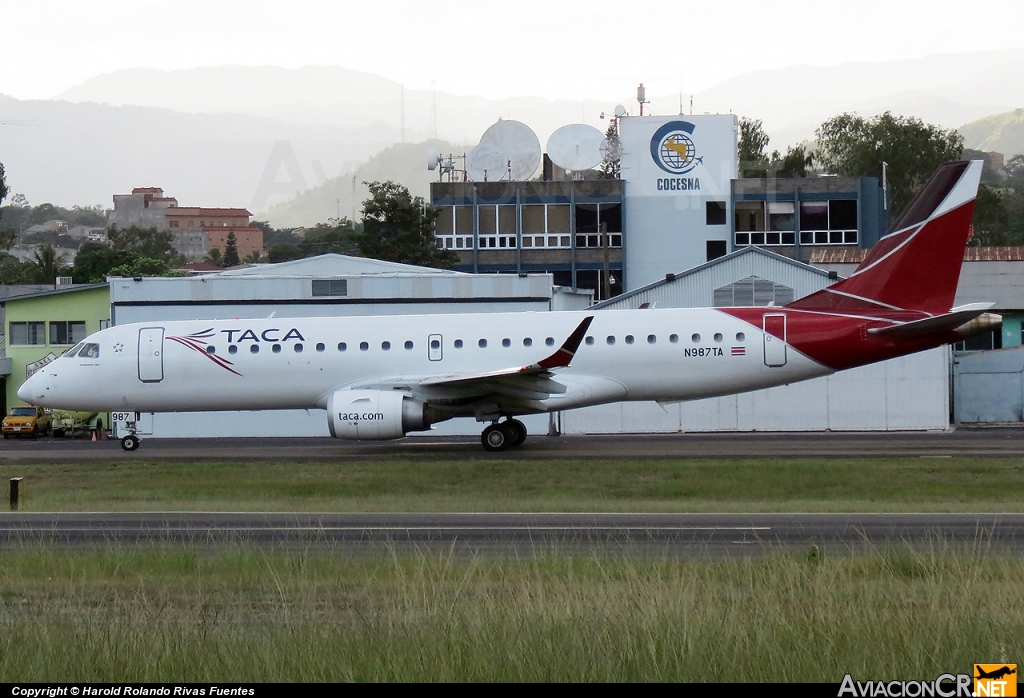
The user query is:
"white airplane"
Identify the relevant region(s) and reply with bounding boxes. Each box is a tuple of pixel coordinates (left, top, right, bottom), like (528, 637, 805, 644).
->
(19, 160, 997, 452)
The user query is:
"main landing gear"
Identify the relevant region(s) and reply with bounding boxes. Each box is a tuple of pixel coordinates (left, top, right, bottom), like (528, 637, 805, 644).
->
(481, 418, 527, 452)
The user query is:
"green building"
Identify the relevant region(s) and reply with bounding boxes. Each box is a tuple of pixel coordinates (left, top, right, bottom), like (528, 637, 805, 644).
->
(1, 283, 110, 423)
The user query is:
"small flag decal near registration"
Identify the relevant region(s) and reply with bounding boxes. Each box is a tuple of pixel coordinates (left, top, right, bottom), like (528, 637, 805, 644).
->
(731, 346, 746, 356)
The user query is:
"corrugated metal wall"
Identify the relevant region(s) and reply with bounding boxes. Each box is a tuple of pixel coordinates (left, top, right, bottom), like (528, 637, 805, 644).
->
(953, 346, 1024, 423)
(560, 348, 949, 433)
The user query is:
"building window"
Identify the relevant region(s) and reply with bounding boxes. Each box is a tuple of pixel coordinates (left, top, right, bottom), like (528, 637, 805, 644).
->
(706, 240, 727, 261)
(734, 201, 797, 246)
(10, 322, 46, 345)
(713, 276, 794, 307)
(575, 203, 622, 235)
(169, 220, 179, 228)
(49, 321, 87, 345)
(955, 331, 1002, 352)
(311, 279, 348, 297)
(798, 199, 859, 245)
(706, 201, 727, 225)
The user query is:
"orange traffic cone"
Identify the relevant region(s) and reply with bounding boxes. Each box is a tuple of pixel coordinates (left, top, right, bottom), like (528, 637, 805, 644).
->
(91, 430, 97, 442)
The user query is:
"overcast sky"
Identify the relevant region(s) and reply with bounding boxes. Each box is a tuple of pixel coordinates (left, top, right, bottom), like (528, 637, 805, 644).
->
(4, 0, 1024, 103)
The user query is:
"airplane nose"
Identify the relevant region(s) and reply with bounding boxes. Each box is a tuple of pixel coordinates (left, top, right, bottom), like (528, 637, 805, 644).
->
(18, 372, 49, 404)
(17, 378, 34, 403)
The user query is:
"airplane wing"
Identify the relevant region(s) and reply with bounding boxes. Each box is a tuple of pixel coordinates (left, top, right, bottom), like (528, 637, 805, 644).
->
(331, 316, 595, 411)
(419, 315, 593, 388)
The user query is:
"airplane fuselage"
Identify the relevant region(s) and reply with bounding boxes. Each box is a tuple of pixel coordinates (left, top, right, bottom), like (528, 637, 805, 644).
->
(19, 306, 951, 418)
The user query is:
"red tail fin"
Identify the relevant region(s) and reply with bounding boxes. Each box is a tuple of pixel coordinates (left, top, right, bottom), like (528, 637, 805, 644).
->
(788, 160, 982, 313)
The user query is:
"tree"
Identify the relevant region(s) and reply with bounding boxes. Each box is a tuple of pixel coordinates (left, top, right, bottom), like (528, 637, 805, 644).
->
(28, 244, 70, 283)
(599, 121, 621, 179)
(815, 112, 963, 215)
(968, 184, 1012, 246)
(203, 247, 223, 266)
(768, 145, 814, 179)
(223, 231, 240, 267)
(738, 117, 771, 178)
(251, 220, 300, 248)
(267, 243, 303, 263)
(299, 219, 360, 257)
(107, 225, 177, 260)
(0, 161, 8, 228)
(1005, 154, 1024, 181)
(0, 163, 12, 253)
(356, 181, 458, 269)
(72, 242, 133, 283)
(107, 257, 186, 278)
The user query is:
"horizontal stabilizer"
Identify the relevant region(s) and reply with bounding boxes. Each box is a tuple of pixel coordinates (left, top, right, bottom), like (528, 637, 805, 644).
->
(867, 303, 997, 338)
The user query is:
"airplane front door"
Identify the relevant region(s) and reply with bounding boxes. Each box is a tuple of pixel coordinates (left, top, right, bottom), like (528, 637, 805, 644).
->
(138, 327, 165, 382)
(763, 314, 787, 367)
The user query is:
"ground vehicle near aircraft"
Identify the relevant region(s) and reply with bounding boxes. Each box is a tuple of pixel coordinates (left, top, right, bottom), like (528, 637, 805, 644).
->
(18, 161, 996, 452)
(2, 405, 52, 438)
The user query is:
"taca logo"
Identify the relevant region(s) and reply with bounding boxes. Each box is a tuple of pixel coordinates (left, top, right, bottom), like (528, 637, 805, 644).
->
(650, 120, 702, 175)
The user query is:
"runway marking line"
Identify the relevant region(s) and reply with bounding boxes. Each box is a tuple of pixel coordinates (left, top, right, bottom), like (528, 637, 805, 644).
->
(1, 526, 773, 532)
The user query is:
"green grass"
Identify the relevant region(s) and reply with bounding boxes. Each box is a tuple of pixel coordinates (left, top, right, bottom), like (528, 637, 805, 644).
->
(0, 545, 1020, 681)
(2, 457, 1024, 512)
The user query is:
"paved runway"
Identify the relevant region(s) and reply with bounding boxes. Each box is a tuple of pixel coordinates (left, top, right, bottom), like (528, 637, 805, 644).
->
(2, 427, 1024, 462)
(1, 512, 1021, 554)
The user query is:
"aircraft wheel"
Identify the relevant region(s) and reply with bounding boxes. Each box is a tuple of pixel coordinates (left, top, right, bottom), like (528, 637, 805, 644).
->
(507, 419, 527, 447)
(121, 434, 141, 452)
(481, 423, 509, 452)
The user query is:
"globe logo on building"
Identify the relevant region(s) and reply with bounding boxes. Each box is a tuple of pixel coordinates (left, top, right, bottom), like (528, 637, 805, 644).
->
(650, 120, 700, 175)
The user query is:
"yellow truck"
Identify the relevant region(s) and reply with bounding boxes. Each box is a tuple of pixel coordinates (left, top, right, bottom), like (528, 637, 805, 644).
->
(2, 406, 52, 438)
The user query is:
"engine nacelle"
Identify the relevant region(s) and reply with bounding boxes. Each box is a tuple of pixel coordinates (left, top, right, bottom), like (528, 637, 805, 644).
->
(327, 389, 446, 440)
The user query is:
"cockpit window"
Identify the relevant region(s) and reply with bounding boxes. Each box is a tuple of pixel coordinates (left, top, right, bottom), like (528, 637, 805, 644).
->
(64, 342, 85, 358)
(79, 343, 100, 359)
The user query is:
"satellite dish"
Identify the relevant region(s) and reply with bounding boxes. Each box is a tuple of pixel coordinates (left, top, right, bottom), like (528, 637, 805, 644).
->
(547, 124, 607, 171)
(474, 120, 541, 181)
(466, 142, 506, 182)
(614, 104, 627, 117)
(427, 149, 438, 171)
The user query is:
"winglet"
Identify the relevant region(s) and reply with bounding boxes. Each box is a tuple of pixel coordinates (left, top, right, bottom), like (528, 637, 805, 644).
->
(537, 316, 594, 369)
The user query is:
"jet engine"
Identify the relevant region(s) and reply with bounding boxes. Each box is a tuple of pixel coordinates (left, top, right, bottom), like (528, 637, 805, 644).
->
(327, 389, 448, 440)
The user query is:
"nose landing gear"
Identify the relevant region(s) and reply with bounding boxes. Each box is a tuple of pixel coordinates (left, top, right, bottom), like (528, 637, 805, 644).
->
(120, 434, 141, 451)
(481, 418, 527, 452)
